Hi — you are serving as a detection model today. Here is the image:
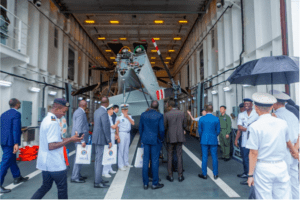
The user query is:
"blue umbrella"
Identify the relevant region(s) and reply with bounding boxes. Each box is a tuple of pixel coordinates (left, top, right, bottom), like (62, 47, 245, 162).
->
(227, 56, 299, 86)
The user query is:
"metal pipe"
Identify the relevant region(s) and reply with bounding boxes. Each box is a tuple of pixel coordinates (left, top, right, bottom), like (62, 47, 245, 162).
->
(239, 0, 245, 66)
(42, 77, 47, 110)
(61, 10, 206, 14)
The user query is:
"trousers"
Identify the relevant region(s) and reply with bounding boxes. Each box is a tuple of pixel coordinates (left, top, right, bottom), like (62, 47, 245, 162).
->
(118, 132, 130, 168)
(71, 143, 83, 180)
(31, 170, 68, 199)
(241, 147, 249, 175)
(290, 159, 299, 199)
(142, 143, 161, 186)
(167, 142, 183, 177)
(219, 131, 230, 159)
(103, 133, 115, 175)
(94, 145, 104, 184)
(201, 145, 218, 176)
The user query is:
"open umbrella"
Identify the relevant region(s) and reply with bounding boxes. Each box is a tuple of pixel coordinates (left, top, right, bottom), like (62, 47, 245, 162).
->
(227, 56, 299, 87)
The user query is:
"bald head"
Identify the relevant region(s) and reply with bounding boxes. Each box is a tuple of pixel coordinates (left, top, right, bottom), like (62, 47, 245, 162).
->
(151, 100, 159, 110)
(79, 100, 87, 109)
(9, 98, 20, 109)
(101, 96, 109, 107)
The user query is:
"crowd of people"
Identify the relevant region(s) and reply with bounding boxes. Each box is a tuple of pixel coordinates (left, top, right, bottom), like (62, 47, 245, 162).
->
(0, 90, 299, 199)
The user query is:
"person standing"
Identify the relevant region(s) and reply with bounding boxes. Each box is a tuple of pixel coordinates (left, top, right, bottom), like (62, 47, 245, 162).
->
(218, 106, 232, 161)
(116, 104, 135, 170)
(198, 105, 220, 180)
(102, 104, 118, 178)
(0, 98, 29, 193)
(71, 100, 89, 183)
(139, 101, 164, 190)
(31, 98, 84, 199)
(237, 98, 259, 185)
(92, 96, 112, 188)
(272, 91, 299, 199)
(164, 99, 187, 182)
(246, 92, 298, 199)
(187, 109, 207, 122)
(113, 105, 119, 120)
(234, 103, 245, 148)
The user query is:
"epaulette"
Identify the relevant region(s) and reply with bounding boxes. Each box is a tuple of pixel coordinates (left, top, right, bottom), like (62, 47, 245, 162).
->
(51, 116, 56, 121)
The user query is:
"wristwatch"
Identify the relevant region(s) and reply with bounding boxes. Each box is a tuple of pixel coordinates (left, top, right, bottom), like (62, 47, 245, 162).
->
(247, 174, 253, 177)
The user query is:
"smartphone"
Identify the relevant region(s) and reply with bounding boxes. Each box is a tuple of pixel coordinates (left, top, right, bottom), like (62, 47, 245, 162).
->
(79, 133, 84, 137)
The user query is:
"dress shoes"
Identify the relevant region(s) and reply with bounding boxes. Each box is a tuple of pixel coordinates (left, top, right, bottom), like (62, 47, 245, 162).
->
(166, 176, 174, 182)
(109, 170, 117, 174)
(178, 176, 184, 182)
(240, 180, 248, 185)
(151, 183, 164, 190)
(224, 158, 230, 162)
(80, 176, 87, 180)
(14, 176, 29, 185)
(125, 164, 133, 168)
(101, 180, 109, 184)
(102, 174, 112, 178)
(0, 186, 11, 193)
(237, 173, 248, 178)
(214, 175, 219, 180)
(119, 167, 126, 171)
(149, 177, 161, 182)
(94, 183, 109, 188)
(144, 185, 148, 190)
(218, 157, 225, 160)
(198, 174, 207, 179)
(71, 179, 85, 183)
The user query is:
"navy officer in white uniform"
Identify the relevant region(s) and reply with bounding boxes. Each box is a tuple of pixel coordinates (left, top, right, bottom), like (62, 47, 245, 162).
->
(271, 90, 299, 199)
(246, 93, 298, 199)
(115, 104, 135, 170)
(32, 98, 84, 199)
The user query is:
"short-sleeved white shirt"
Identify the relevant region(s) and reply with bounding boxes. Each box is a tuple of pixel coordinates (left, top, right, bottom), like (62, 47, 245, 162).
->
(116, 113, 134, 132)
(246, 114, 289, 161)
(237, 109, 259, 147)
(194, 116, 201, 122)
(36, 112, 66, 172)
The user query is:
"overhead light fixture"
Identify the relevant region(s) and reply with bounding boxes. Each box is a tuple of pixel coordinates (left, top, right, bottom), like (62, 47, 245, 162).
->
(182, 100, 185, 103)
(85, 19, 95, 24)
(179, 101, 182, 104)
(178, 20, 188, 24)
(0, 80, 12, 87)
(151, 50, 157, 53)
(110, 57, 116, 59)
(243, 84, 252, 87)
(94, 100, 98, 103)
(188, 98, 191, 101)
(193, 97, 196, 100)
(166, 57, 171, 60)
(110, 20, 119, 24)
(164, 62, 169, 64)
(211, 90, 218, 95)
(86, 99, 90, 102)
(98, 101, 101, 104)
(151, 62, 155, 64)
(168, 50, 175, 52)
(151, 57, 156, 59)
(203, 93, 207, 97)
(153, 38, 160, 41)
(154, 20, 164, 24)
(113, 62, 117, 64)
(173, 37, 181, 40)
(105, 49, 112, 52)
(29, 87, 40, 93)
(78, 97, 83, 100)
(223, 86, 232, 92)
(119, 38, 127, 40)
(98, 37, 105, 40)
(48, 91, 57, 96)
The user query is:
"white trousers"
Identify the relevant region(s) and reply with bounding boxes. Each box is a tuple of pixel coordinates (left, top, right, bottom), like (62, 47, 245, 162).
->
(254, 161, 290, 199)
(290, 159, 299, 200)
(103, 133, 115, 175)
(118, 131, 130, 168)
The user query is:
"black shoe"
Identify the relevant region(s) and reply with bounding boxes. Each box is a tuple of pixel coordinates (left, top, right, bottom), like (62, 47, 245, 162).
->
(71, 179, 85, 183)
(240, 180, 248, 185)
(144, 185, 148, 190)
(94, 183, 110, 188)
(0, 186, 11, 193)
(14, 176, 29, 185)
(166, 176, 174, 182)
(178, 176, 184, 182)
(151, 183, 164, 190)
(218, 157, 225, 160)
(162, 160, 168, 163)
(173, 169, 178, 172)
(224, 158, 230, 162)
(198, 174, 207, 179)
(149, 177, 161, 182)
(237, 173, 248, 178)
(214, 175, 218, 180)
(101, 180, 109, 184)
(80, 176, 87, 180)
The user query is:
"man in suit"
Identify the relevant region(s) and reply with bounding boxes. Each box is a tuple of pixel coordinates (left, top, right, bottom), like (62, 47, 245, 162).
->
(198, 105, 220, 180)
(0, 98, 29, 193)
(92, 96, 112, 188)
(139, 101, 165, 190)
(286, 99, 299, 119)
(164, 99, 187, 182)
(71, 100, 89, 183)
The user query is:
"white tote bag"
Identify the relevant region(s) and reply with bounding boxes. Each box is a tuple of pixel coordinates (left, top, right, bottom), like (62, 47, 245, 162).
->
(75, 144, 92, 164)
(102, 144, 117, 165)
(134, 147, 144, 168)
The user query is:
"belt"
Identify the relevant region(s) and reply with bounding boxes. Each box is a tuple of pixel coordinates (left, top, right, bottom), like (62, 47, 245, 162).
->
(257, 160, 283, 164)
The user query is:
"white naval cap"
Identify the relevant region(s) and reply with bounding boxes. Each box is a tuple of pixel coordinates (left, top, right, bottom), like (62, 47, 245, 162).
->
(269, 90, 290, 103)
(120, 104, 129, 109)
(252, 92, 277, 107)
(106, 104, 114, 110)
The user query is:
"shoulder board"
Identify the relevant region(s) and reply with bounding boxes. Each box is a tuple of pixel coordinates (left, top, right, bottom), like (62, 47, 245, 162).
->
(51, 116, 56, 121)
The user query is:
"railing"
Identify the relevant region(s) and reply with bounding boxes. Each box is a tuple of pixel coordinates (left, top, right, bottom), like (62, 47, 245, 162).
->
(0, 5, 28, 53)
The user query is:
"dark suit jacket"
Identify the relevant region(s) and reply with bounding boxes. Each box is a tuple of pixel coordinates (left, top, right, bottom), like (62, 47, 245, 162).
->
(139, 109, 164, 145)
(286, 104, 299, 119)
(92, 107, 111, 145)
(112, 112, 117, 124)
(0, 109, 22, 146)
(164, 108, 187, 143)
(198, 113, 220, 145)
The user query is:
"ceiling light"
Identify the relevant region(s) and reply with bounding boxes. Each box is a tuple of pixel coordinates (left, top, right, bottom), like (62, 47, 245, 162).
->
(173, 37, 181, 40)
(78, 97, 83, 100)
(168, 50, 175, 52)
(178, 20, 188, 24)
(0, 80, 12, 87)
(98, 101, 101, 104)
(113, 62, 117, 64)
(105, 49, 112, 52)
(86, 99, 90, 102)
(119, 38, 127, 40)
(166, 57, 171, 60)
(151, 50, 157, 53)
(203, 93, 207, 97)
(179, 101, 182, 104)
(153, 38, 160, 40)
(94, 100, 98, 103)
(29, 87, 40, 93)
(151, 62, 155, 64)
(48, 91, 57, 96)
(193, 97, 196, 100)
(110, 57, 116, 59)
(211, 90, 218, 95)
(98, 37, 105, 40)
(188, 98, 191, 101)
(182, 100, 185, 103)
(151, 57, 156, 59)
(223, 86, 232, 92)
(110, 20, 119, 24)
(164, 62, 169, 64)
(154, 20, 164, 24)
(243, 84, 252, 87)
(85, 19, 95, 24)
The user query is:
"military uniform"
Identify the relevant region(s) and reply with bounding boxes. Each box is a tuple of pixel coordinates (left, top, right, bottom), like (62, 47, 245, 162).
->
(218, 113, 232, 159)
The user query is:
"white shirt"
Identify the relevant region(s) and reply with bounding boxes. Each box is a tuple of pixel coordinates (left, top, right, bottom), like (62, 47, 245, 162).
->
(36, 112, 66, 172)
(108, 115, 116, 134)
(194, 116, 201, 122)
(237, 109, 259, 147)
(246, 114, 289, 161)
(117, 113, 134, 132)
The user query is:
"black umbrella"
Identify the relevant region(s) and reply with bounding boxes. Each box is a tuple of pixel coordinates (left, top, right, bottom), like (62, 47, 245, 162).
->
(227, 56, 299, 86)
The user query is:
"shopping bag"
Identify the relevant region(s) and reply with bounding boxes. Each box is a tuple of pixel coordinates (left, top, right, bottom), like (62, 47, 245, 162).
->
(75, 144, 92, 164)
(102, 144, 117, 165)
(134, 147, 144, 168)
